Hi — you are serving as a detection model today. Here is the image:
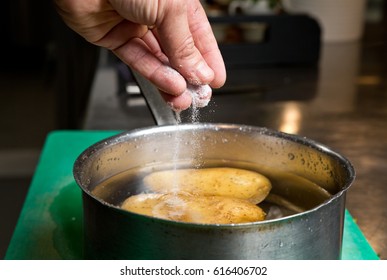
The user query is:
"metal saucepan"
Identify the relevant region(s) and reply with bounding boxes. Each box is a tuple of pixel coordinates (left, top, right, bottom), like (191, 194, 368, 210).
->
(73, 71, 355, 259)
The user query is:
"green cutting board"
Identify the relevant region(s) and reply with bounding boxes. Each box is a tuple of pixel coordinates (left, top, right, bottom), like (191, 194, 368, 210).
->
(5, 131, 379, 260)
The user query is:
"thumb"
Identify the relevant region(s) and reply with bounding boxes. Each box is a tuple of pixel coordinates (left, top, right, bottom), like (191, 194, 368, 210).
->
(156, 0, 214, 86)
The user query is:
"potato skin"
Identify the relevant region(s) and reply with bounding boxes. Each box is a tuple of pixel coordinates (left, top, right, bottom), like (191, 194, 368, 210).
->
(121, 193, 266, 224)
(143, 167, 272, 204)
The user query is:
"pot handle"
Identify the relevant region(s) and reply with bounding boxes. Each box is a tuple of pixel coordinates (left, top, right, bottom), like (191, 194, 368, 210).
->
(130, 68, 178, 126)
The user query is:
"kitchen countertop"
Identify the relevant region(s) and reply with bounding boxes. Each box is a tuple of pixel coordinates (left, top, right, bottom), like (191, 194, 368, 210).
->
(82, 23, 387, 259)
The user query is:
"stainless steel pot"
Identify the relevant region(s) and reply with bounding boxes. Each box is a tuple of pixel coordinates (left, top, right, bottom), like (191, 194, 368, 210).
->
(74, 122, 355, 259)
(74, 70, 354, 259)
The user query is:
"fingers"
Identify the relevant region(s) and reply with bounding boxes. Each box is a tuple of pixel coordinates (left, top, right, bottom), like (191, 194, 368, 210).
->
(111, 30, 192, 111)
(114, 29, 215, 111)
(59, 0, 226, 111)
(156, 0, 217, 86)
(186, 2, 227, 89)
(126, 0, 226, 89)
(114, 35, 191, 111)
(113, 35, 187, 97)
(141, 28, 169, 65)
(93, 20, 181, 94)
(98, 19, 188, 110)
(159, 90, 192, 112)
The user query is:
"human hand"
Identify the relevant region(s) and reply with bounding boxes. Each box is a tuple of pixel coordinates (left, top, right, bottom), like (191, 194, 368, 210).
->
(54, 0, 226, 111)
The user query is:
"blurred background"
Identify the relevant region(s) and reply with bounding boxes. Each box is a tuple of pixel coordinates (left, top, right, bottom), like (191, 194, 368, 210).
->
(1, 0, 386, 259)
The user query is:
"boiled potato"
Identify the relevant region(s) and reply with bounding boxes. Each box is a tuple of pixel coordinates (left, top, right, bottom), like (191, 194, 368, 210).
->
(143, 167, 271, 204)
(121, 193, 266, 224)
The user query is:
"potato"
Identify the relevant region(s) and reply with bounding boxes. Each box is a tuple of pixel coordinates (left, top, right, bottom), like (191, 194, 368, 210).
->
(121, 193, 266, 224)
(143, 167, 272, 204)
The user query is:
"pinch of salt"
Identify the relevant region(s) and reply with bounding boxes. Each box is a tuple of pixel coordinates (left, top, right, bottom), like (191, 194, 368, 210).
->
(187, 84, 212, 108)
